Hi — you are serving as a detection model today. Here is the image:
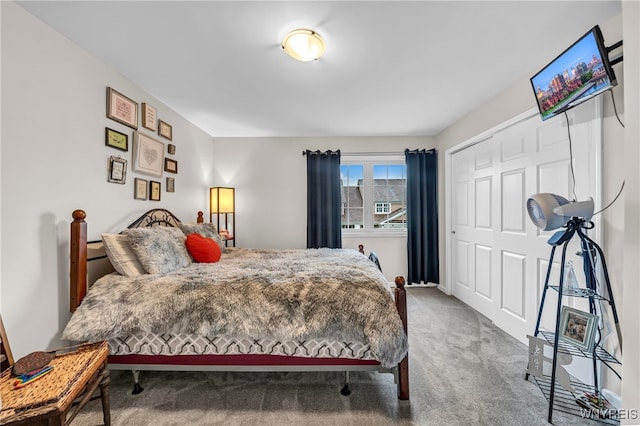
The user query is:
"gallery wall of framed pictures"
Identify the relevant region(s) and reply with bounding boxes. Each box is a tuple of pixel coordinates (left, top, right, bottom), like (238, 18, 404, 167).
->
(104, 86, 179, 200)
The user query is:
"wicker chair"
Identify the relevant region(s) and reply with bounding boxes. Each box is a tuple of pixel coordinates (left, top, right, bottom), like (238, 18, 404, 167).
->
(0, 315, 14, 373)
(0, 317, 111, 425)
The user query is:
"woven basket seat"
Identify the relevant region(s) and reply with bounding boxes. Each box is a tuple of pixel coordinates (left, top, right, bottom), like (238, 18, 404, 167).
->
(0, 341, 108, 425)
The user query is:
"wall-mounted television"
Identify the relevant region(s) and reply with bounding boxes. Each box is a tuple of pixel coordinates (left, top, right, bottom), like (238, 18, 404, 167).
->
(531, 25, 617, 121)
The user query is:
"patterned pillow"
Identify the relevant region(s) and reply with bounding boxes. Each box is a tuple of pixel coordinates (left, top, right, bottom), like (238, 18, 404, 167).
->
(124, 227, 191, 275)
(102, 233, 146, 277)
(177, 223, 225, 251)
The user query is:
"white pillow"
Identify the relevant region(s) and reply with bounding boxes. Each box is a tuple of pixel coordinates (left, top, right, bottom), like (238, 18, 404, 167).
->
(102, 233, 146, 277)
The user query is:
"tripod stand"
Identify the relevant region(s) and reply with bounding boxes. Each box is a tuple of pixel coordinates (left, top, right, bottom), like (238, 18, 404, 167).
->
(527, 217, 622, 423)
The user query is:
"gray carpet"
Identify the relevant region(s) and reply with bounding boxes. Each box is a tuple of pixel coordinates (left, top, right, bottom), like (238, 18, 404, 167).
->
(73, 287, 606, 425)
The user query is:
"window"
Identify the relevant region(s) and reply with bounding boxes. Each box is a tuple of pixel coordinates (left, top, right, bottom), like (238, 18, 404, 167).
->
(340, 157, 406, 231)
(340, 164, 364, 229)
(375, 203, 391, 214)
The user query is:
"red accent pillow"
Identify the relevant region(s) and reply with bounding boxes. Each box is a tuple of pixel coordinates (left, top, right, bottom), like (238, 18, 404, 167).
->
(185, 233, 222, 263)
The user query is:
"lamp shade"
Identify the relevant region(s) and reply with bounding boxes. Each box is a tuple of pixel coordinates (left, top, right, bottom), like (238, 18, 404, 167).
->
(210, 187, 235, 214)
(526, 193, 594, 231)
(282, 29, 326, 62)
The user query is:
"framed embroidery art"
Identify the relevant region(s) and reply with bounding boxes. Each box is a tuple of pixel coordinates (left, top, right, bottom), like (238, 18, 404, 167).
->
(149, 180, 161, 201)
(134, 178, 148, 200)
(107, 156, 127, 184)
(141, 103, 158, 131)
(105, 127, 128, 152)
(158, 120, 172, 140)
(164, 158, 178, 174)
(106, 87, 138, 129)
(132, 132, 164, 178)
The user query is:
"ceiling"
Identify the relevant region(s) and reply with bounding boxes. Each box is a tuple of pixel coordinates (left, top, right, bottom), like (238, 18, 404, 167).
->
(16, 1, 621, 138)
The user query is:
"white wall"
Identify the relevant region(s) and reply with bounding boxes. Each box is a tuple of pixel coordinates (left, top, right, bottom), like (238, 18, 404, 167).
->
(621, 0, 640, 420)
(0, 0, 3, 314)
(210, 136, 433, 282)
(0, 2, 214, 357)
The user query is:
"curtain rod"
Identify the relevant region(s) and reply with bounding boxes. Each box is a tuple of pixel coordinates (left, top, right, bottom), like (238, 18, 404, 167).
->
(301, 150, 405, 156)
(301, 150, 434, 156)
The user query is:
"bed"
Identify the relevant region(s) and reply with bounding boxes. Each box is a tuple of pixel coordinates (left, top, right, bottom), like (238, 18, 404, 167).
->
(65, 208, 409, 400)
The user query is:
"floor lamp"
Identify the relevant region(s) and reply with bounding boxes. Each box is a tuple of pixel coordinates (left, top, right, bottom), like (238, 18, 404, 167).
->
(210, 187, 235, 247)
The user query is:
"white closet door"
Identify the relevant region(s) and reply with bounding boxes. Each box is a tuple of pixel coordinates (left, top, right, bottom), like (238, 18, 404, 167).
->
(449, 100, 601, 344)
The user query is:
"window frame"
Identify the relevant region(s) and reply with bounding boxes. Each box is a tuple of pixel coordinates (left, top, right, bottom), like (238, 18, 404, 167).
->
(341, 154, 407, 237)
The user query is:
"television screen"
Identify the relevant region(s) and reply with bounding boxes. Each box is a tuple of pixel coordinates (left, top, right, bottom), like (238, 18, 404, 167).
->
(531, 25, 616, 121)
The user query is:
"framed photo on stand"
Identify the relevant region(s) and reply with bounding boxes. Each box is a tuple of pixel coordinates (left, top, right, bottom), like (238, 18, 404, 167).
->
(559, 306, 598, 352)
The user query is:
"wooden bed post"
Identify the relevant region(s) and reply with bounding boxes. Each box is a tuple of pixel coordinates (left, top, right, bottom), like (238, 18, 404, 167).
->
(394, 276, 410, 400)
(197, 211, 204, 224)
(70, 210, 87, 313)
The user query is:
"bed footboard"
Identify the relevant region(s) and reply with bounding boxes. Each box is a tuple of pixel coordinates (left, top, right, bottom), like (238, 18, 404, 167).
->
(394, 276, 409, 400)
(70, 210, 88, 313)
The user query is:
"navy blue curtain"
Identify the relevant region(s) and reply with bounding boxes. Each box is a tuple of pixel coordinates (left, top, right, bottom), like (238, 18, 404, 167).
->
(405, 149, 439, 285)
(306, 150, 342, 248)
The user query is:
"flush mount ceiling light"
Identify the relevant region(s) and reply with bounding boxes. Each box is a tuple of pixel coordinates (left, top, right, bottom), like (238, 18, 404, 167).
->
(282, 29, 326, 62)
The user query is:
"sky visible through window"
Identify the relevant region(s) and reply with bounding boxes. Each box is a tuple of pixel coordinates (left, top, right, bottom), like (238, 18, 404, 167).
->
(374, 164, 406, 181)
(340, 164, 406, 185)
(341, 165, 362, 186)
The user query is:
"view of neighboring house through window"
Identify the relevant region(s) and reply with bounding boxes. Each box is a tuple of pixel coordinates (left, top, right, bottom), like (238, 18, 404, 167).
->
(340, 164, 364, 229)
(340, 158, 406, 231)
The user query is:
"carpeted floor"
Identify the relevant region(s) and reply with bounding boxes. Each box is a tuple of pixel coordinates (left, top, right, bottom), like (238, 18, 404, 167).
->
(73, 287, 607, 425)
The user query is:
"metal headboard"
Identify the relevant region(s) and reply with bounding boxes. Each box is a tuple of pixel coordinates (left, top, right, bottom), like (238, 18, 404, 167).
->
(85, 209, 183, 285)
(126, 208, 182, 229)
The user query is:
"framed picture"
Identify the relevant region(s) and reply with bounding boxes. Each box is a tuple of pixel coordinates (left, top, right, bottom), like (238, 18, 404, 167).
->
(559, 306, 598, 352)
(107, 156, 127, 184)
(132, 132, 164, 177)
(166, 177, 175, 193)
(167, 144, 176, 155)
(158, 120, 172, 140)
(105, 127, 128, 152)
(164, 158, 178, 174)
(134, 178, 148, 200)
(149, 180, 161, 201)
(141, 103, 157, 131)
(106, 87, 138, 129)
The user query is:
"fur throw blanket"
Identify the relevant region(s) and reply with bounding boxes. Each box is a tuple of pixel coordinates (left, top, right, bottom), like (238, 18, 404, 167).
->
(63, 248, 408, 367)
